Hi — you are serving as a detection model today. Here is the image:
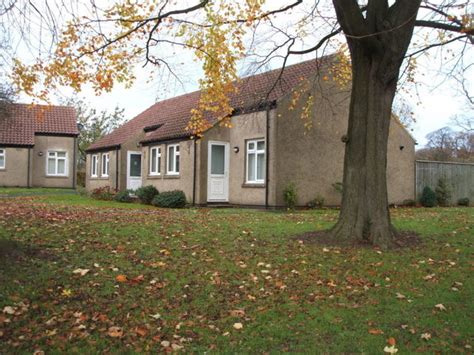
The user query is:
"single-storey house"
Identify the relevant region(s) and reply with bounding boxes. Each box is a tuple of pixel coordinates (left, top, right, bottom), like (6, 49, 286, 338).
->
(86, 57, 415, 207)
(0, 103, 78, 188)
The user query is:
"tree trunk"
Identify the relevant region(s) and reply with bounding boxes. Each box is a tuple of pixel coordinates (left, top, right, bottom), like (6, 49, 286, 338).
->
(329, 45, 399, 249)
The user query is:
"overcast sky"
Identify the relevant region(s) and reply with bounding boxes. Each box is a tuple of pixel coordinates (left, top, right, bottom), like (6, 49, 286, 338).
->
(7, 0, 474, 147)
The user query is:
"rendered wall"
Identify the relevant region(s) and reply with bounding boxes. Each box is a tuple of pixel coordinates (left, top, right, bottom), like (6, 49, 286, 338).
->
(0, 147, 30, 187)
(85, 149, 119, 191)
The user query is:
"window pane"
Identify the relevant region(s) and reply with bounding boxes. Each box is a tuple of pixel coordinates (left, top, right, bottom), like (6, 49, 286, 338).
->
(211, 145, 225, 174)
(248, 153, 255, 181)
(157, 155, 161, 173)
(151, 149, 157, 172)
(175, 154, 180, 173)
(248, 142, 255, 151)
(257, 141, 265, 151)
(58, 159, 66, 174)
(48, 158, 56, 174)
(57, 152, 66, 158)
(0, 156, 4, 168)
(168, 146, 174, 172)
(130, 154, 142, 177)
(49, 152, 55, 157)
(176, 145, 180, 153)
(257, 153, 265, 181)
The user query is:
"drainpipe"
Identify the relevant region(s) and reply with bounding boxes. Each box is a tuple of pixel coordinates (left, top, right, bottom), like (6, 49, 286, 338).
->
(192, 138, 197, 206)
(115, 146, 120, 190)
(265, 106, 270, 209)
(72, 137, 77, 189)
(27, 147, 31, 188)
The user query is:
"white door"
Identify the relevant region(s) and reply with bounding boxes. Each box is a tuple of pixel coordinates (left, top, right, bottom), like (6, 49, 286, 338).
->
(127, 151, 143, 190)
(207, 141, 229, 202)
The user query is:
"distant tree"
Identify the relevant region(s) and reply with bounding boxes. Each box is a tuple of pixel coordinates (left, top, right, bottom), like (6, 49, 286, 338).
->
(61, 97, 125, 168)
(417, 125, 473, 162)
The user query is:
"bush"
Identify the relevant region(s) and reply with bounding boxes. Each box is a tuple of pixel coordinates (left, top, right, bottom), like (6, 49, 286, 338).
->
(115, 190, 133, 203)
(283, 183, 298, 210)
(402, 199, 416, 207)
(435, 178, 452, 206)
(457, 197, 470, 206)
(308, 195, 325, 209)
(91, 186, 116, 201)
(420, 186, 436, 207)
(152, 190, 186, 208)
(332, 182, 343, 195)
(136, 185, 159, 204)
(76, 171, 86, 187)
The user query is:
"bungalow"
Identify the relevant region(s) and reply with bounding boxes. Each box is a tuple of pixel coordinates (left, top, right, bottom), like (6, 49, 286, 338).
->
(85, 57, 415, 207)
(0, 104, 78, 188)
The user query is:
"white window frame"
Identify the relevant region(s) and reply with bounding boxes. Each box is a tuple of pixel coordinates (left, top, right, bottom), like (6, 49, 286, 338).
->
(149, 146, 161, 175)
(0, 149, 5, 169)
(101, 153, 110, 177)
(46, 150, 68, 177)
(91, 154, 99, 178)
(246, 139, 265, 184)
(167, 144, 180, 175)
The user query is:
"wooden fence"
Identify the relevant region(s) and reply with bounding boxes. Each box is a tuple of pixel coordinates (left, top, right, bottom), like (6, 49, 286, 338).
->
(416, 160, 474, 205)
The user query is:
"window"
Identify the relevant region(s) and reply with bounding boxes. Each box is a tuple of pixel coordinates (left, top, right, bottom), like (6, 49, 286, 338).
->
(47, 151, 68, 176)
(0, 149, 5, 169)
(91, 154, 99, 177)
(150, 146, 161, 175)
(101, 153, 110, 177)
(246, 139, 265, 184)
(167, 144, 180, 175)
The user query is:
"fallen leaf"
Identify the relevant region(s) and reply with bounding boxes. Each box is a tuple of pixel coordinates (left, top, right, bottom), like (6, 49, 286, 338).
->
(384, 345, 398, 354)
(387, 337, 396, 346)
(396, 292, 406, 299)
(421, 332, 432, 340)
(161, 340, 170, 347)
(229, 309, 246, 317)
(116, 274, 128, 283)
(171, 344, 184, 351)
(2, 306, 16, 315)
(107, 326, 123, 338)
(434, 303, 446, 311)
(72, 268, 90, 276)
(369, 329, 384, 335)
(233, 322, 243, 330)
(150, 313, 161, 320)
(135, 326, 148, 337)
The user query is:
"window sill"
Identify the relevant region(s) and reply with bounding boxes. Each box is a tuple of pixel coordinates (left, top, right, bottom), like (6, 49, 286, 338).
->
(242, 183, 265, 188)
(147, 174, 162, 179)
(164, 174, 180, 179)
(46, 175, 69, 179)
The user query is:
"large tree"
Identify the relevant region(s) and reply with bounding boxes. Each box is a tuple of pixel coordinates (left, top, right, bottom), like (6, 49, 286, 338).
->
(6, 0, 474, 248)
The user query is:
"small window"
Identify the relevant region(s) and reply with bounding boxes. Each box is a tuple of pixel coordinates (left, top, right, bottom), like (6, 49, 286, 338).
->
(91, 154, 99, 177)
(246, 139, 265, 184)
(0, 149, 5, 169)
(101, 153, 110, 177)
(150, 146, 161, 175)
(167, 144, 180, 175)
(47, 151, 68, 177)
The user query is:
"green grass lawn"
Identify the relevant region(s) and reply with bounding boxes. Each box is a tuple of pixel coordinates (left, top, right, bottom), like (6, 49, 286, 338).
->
(0, 190, 472, 353)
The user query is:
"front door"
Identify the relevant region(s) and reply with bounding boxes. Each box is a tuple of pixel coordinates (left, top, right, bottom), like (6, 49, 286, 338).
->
(207, 141, 229, 202)
(127, 151, 142, 190)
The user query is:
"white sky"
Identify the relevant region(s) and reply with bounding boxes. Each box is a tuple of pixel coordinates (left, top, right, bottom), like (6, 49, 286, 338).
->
(7, 0, 474, 147)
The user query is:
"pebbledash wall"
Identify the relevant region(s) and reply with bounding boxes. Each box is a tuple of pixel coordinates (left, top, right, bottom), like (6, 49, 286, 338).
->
(0, 135, 77, 188)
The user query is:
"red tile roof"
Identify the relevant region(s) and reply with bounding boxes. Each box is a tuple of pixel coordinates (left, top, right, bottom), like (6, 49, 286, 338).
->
(0, 103, 78, 146)
(87, 56, 333, 151)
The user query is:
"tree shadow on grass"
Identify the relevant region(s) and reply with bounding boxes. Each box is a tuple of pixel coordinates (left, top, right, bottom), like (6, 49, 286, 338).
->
(0, 239, 56, 265)
(293, 230, 423, 249)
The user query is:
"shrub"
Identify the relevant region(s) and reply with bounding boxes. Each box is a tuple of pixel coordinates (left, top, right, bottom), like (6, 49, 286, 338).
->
(332, 182, 343, 195)
(402, 199, 416, 207)
(136, 185, 159, 204)
(114, 190, 133, 203)
(152, 190, 186, 208)
(91, 186, 116, 201)
(457, 197, 470, 206)
(420, 186, 436, 207)
(308, 195, 325, 209)
(283, 183, 298, 210)
(435, 178, 452, 206)
(76, 171, 86, 187)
